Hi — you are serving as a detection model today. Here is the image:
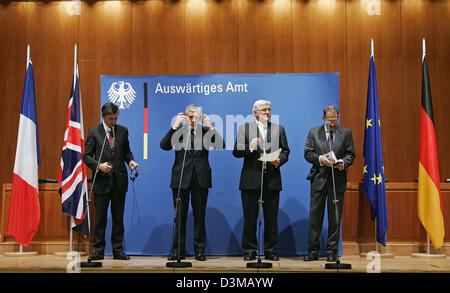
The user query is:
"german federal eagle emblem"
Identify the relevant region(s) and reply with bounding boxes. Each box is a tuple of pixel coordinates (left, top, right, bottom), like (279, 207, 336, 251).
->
(107, 81, 136, 109)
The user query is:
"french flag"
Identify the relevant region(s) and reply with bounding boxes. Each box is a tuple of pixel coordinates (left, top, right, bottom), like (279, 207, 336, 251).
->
(7, 61, 41, 247)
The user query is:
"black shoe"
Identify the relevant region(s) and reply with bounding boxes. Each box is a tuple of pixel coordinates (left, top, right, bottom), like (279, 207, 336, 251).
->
(113, 251, 130, 260)
(243, 253, 256, 261)
(326, 252, 337, 262)
(90, 251, 104, 260)
(195, 253, 206, 261)
(303, 252, 319, 261)
(167, 254, 186, 261)
(265, 253, 279, 261)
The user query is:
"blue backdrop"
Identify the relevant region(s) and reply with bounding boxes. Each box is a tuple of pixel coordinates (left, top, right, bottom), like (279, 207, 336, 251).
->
(99, 73, 340, 256)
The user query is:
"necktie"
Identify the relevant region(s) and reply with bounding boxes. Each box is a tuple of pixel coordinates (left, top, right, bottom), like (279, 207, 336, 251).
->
(328, 131, 334, 151)
(108, 129, 115, 153)
(190, 129, 195, 153)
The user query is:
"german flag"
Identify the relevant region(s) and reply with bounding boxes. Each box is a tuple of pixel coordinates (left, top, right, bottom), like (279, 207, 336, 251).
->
(143, 82, 148, 160)
(418, 54, 444, 249)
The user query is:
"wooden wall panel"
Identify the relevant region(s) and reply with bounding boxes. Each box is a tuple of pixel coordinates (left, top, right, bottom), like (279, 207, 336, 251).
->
(342, 183, 450, 243)
(0, 1, 27, 208)
(21, 2, 78, 183)
(185, 0, 239, 74)
(401, 0, 450, 182)
(1, 184, 71, 242)
(131, 0, 186, 75)
(0, 0, 449, 245)
(346, 0, 403, 183)
(79, 0, 133, 142)
(292, 0, 347, 132)
(238, 0, 292, 73)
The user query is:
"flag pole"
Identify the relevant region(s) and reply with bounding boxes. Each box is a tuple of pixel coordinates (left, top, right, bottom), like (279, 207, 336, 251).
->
(27, 44, 30, 68)
(5, 44, 38, 257)
(422, 38, 425, 61)
(423, 38, 430, 257)
(411, 38, 445, 259)
(360, 38, 393, 259)
(70, 43, 77, 254)
(55, 44, 86, 258)
(21, 45, 28, 255)
(19, 45, 35, 256)
(371, 38, 380, 255)
(371, 38, 374, 60)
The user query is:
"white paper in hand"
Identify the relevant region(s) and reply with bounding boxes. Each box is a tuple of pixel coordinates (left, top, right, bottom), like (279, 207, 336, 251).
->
(258, 149, 282, 162)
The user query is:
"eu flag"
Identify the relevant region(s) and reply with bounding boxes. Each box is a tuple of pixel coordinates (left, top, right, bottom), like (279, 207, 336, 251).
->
(363, 56, 389, 246)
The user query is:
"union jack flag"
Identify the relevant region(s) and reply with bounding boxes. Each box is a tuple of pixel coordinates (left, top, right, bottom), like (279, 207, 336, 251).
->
(58, 64, 90, 237)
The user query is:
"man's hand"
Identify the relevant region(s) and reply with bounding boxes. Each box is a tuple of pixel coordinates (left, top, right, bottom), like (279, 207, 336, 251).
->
(173, 112, 186, 129)
(270, 158, 280, 168)
(201, 114, 213, 130)
(99, 162, 112, 173)
(129, 160, 139, 171)
(319, 153, 333, 167)
(333, 161, 344, 171)
(250, 138, 261, 150)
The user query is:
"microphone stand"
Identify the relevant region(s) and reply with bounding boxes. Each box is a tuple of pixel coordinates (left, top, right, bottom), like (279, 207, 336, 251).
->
(79, 131, 109, 268)
(167, 125, 192, 268)
(247, 139, 272, 269)
(324, 130, 351, 270)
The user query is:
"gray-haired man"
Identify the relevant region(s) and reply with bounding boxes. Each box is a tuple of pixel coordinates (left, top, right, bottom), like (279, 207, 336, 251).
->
(233, 100, 290, 261)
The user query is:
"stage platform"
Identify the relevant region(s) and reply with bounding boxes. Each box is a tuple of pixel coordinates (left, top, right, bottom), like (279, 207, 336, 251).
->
(0, 254, 449, 274)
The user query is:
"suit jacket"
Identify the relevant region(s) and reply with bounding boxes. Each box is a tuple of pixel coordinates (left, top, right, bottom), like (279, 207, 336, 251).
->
(304, 124, 355, 193)
(83, 123, 134, 194)
(233, 121, 290, 191)
(160, 124, 225, 189)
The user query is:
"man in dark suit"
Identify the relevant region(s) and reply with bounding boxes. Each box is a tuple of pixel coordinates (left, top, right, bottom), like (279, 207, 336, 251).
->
(303, 105, 355, 262)
(233, 100, 290, 261)
(160, 104, 224, 261)
(83, 102, 138, 261)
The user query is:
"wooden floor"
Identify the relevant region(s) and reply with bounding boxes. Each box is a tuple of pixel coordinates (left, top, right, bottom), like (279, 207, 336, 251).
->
(0, 254, 449, 274)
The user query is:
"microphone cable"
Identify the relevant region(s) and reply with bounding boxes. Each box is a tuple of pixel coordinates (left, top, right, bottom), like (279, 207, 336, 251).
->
(129, 169, 141, 230)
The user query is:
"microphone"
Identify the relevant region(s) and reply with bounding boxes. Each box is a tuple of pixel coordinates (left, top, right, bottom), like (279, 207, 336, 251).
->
(93, 133, 109, 181)
(80, 130, 108, 268)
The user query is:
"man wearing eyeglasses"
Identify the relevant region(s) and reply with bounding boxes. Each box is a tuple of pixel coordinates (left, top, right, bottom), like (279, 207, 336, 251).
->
(233, 100, 290, 261)
(303, 105, 355, 262)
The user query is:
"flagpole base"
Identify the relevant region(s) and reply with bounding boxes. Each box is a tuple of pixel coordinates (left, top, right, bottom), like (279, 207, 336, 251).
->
(411, 253, 446, 259)
(4, 251, 38, 257)
(166, 261, 192, 268)
(246, 259, 273, 269)
(325, 261, 352, 270)
(79, 260, 103, 268)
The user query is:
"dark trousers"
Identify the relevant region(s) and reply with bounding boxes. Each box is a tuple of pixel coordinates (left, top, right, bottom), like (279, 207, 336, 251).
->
(241, 186, 280, 256)
(93, 185, 126, 254)
(171, 177, 208, 256)
(307, 178, 344, 255)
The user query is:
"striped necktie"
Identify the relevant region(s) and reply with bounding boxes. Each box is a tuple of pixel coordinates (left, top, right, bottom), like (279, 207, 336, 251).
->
(108, 129, 115, 153)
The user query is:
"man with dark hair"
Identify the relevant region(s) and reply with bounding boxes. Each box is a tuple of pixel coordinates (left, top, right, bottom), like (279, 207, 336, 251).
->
(303, 105, 355, 262)
(83, 102, 139, 260)
(233, 100, 290, 261)
(160, 104, 224, 261)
